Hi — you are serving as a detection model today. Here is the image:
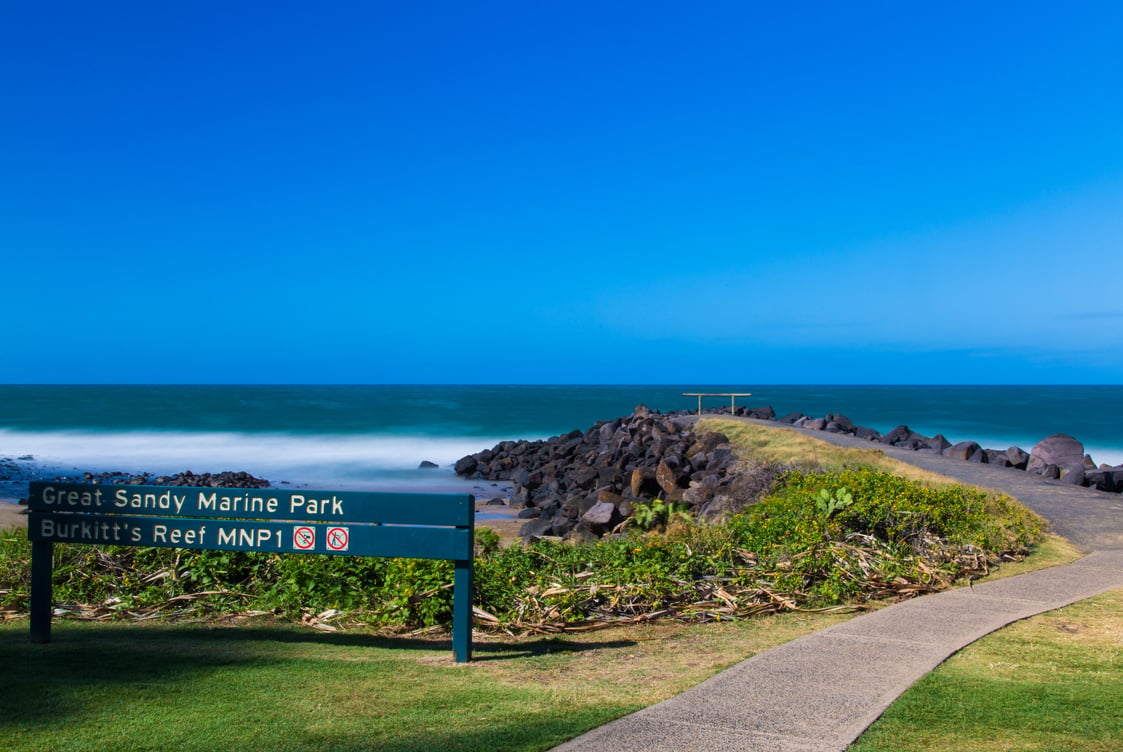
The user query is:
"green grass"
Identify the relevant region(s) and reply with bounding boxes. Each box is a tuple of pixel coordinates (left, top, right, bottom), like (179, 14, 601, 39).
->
(0, 610, 853, 752)
(700, 417, 953, 482)
(849, 588, 1123, 752)
(0, 421, 1093, 750)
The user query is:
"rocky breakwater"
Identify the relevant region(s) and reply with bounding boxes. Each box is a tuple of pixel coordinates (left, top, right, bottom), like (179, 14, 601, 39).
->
(454, 406, 777, 543)
(757, 408, 1123, 495)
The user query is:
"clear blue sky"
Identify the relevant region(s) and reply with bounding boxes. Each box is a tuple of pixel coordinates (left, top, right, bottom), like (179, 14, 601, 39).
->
(4, 2, 1121, 384)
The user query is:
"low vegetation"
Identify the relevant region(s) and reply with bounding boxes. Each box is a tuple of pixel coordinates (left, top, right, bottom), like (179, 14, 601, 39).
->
(0, 466, 1043, 631)
(0, 420, 1092, 752)
(700, 417, 958, 482)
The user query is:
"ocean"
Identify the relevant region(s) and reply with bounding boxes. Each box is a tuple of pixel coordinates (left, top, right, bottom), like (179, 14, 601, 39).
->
(1, 385, 1120, 497)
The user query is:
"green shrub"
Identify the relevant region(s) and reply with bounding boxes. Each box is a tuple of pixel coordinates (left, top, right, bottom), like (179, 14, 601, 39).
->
(0, 469, 1043, 628)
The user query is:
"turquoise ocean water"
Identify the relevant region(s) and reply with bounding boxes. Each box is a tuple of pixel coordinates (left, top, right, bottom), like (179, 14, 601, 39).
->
(1, 385, 1120, 494)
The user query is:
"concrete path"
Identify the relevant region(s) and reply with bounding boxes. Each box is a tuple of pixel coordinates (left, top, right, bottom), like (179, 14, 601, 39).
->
(553, 419, 1123, 752)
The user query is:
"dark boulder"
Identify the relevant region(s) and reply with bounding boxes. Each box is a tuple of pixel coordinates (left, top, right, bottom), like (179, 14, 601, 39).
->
(854, 426, 882, 441)
(880, 426, 913, 445)
(569, 464, 600, 490)
(579, 500, 624, 535)
(564, 523, 599, 544)
(454, 456, 478, 476)
(630, 467, 661, 498)
(777, 413, 805, 425)
(656, 458, 689, 494)
(944, 441, 983, 462)
(925, 435, 952, 453)
(985, 449, 1013, 467)
(1006, 446, 1030, 470)
(1086, 468, 1123, 493)
(748, 406, 776, 420)
(550, 516, 577, 536)
(518, 518, 555, 541)
(1029, 434, 1085, 473)
(1058, 465, 1086, 486)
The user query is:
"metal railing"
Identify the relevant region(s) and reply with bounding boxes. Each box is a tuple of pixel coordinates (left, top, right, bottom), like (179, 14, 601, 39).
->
(682, 392, 752, 415)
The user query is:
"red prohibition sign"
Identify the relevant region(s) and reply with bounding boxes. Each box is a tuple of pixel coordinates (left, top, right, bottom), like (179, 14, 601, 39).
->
(326, 527, 349, 552)
(293, 526, 316, 551)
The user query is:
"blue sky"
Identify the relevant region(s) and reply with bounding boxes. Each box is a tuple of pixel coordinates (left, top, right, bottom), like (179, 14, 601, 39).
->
(3, 2, 1122, 384)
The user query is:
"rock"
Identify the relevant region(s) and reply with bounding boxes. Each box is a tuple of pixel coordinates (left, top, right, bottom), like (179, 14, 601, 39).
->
(854, 426, 882, 441)
(485, 497, 507, 506)
(748, 406, 776, 420)
(656, 459, 689, 494)
(630, 467, 661, 498)
(709, 445, 735, 467)
(579, 500, 623, 534)
(550, 516, 577, 536)
(569, 464, 600, 490)
(564, 523, 599, 544)
(509, 483, 530, 509)
(777, 412, 805, 424)
(698, 493, 735, 521)
(879, 426, 913, 445)
(682, 482, 715, 506)
(516, 508, 540, 519)
(1085, 468, 1123, 493)
(1006, 446, 1030, 470)
(519, 518, 555, 541)
(925, 435, 952, 453)
(944, 441, 983, 462)
(418, 460, 439, 469)
(1029, 434, 1086, 473)
(1058, 465, 1086, 486)
(985, 449, 1013, 467)
(804, 418, 828, 431)
(454, 456, 478, 476)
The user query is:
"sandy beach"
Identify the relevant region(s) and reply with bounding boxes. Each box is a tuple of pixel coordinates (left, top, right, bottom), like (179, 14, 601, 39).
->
(0, 502, 27, 529)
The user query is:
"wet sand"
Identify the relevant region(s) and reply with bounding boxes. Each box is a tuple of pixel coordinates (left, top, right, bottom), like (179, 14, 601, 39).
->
(0, 502, 27, 529)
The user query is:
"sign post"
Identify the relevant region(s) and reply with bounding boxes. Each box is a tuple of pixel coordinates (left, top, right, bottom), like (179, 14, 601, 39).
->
(27, 482, 476, 662)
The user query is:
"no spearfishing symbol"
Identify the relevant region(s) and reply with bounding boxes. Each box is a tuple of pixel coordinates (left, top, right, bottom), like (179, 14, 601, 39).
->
(326, 527, 350, 552)
(293, 526, 316, 551)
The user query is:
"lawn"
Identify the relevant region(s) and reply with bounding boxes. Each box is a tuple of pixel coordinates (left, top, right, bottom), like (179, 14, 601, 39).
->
(850, 588, 1123, 752)
(1, 610, 852, 752)
(0, 419, 1098, 751)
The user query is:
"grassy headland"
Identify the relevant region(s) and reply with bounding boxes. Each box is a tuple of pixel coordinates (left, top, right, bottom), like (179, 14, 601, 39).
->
(0, 419, 1091, 751)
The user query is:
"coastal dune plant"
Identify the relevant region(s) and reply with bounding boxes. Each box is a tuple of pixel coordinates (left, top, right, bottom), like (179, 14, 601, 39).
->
(0, 467, 1044, 631)
(631, 498, 693, 531)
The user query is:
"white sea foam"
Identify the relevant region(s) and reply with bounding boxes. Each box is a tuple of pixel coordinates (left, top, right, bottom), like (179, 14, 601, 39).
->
(0, 428, 512, 487)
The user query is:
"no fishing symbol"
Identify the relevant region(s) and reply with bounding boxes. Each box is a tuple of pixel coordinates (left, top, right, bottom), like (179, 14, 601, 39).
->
(326, 527, 350, 552)
(293, 526, 316, 551)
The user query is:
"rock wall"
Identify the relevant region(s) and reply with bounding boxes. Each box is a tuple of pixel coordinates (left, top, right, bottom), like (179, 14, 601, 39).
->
(734, 406, 1123, 495)
(457, 404, 1123, 543)
(455, 406, 781, 542)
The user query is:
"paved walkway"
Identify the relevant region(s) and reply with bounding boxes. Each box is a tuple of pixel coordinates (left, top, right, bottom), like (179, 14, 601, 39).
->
(553, 419, 1123, 752)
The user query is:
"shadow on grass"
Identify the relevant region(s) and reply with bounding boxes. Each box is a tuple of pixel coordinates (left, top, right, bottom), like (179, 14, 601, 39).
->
(0, 620, 637, 732)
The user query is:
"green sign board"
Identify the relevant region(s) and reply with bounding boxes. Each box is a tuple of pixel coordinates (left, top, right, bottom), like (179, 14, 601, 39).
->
(27, 481, 476, 662)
